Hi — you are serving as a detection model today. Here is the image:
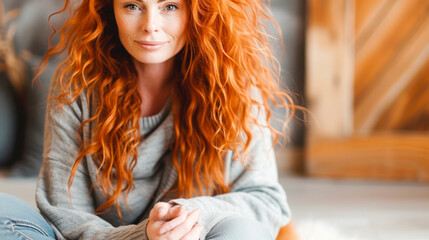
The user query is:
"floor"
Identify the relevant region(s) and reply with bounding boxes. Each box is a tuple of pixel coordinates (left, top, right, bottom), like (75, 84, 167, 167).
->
(279, 175, 429, 240)
(1, 174, 429, 240)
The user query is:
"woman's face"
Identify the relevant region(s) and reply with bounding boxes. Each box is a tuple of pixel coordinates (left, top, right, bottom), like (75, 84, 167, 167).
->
(113, 0, 188, 65)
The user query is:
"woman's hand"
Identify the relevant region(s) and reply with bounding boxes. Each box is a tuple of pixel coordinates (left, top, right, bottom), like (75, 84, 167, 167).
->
(147, 202, 202, 240)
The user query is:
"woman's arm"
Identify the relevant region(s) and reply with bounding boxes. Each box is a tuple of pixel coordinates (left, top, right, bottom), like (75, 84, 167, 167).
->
(170, 126, 291, 239)
(36, 80, 149, 240)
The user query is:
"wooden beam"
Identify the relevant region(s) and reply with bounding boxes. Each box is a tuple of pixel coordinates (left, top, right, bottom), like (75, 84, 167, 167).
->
(307, 134, 429, 181)
(306, 0, 355, 140)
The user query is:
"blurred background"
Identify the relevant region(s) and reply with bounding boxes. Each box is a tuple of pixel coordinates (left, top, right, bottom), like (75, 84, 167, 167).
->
(1, 0, 428, 239)
(0, 0, 64, 175)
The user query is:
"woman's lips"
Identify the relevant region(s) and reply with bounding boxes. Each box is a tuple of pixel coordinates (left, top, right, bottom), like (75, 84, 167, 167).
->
(135, 41, 166, 51)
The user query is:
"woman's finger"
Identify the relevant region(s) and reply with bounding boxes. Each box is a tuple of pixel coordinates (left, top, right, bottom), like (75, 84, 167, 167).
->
(149, 202, 172, 221)
(159, 207, 188, 234)
(165, 205, 186, 220)
(180, 223, 202, 240)
(162, 208, 201, 239)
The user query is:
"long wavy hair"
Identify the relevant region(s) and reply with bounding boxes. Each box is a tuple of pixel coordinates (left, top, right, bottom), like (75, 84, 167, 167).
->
(39, 0, 295, 217)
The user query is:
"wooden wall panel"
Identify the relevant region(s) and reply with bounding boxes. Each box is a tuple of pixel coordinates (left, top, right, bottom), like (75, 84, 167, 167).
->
(355, 0, 389, 40)
(375, 59, 429, 131)
(354, 0, 428, 102)
(306, 0, 429, 181)
(354, 11, 429, 132)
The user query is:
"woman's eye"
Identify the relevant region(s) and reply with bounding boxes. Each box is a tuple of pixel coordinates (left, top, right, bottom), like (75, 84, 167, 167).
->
(125, 4, 139, 11)
(165, 4, 178, 11)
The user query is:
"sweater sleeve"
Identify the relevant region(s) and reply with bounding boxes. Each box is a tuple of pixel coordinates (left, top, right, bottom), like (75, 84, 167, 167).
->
(170, 124, 291, 239)
(36, 80, 149, 240)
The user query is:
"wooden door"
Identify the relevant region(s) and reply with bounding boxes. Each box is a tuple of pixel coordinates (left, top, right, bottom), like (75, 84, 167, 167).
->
(306, 0, 429, 181)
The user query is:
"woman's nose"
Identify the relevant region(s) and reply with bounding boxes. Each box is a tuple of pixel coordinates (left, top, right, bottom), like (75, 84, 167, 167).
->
(142, 9, 159, 33)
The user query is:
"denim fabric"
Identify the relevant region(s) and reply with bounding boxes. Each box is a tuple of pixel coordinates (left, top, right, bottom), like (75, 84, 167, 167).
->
(207, 216, 274, 240)
(0, 193, 56, 240)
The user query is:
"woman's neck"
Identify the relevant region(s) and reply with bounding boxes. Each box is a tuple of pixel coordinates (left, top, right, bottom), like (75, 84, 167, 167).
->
(133, 58, 175, 117)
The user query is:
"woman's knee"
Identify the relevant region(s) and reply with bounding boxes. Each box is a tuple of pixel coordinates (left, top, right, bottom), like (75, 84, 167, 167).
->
(0, 193, 35, 218)
(0, 193, 56, 239)
(207, 216, 273, 240)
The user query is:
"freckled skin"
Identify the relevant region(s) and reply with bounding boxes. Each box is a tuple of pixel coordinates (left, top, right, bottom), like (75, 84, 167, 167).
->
(113, 0, 188, 65)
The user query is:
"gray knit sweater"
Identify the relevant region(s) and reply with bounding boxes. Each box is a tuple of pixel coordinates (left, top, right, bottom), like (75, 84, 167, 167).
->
(36, 79, 291, 240)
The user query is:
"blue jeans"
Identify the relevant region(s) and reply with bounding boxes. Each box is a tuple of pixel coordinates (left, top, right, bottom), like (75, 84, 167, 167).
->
(0, 193, 273, 240)
(0, 193, 56, 240)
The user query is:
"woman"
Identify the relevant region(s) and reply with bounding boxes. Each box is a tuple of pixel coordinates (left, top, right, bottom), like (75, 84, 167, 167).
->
(0, 0, 294, 239)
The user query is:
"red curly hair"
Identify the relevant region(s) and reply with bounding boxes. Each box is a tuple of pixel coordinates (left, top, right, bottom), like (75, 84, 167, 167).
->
(39, 0, 295, 217)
